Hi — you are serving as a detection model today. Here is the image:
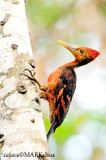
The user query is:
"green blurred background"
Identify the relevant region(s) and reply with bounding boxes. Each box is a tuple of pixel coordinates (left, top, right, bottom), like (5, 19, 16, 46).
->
(26, 0, 106, 159)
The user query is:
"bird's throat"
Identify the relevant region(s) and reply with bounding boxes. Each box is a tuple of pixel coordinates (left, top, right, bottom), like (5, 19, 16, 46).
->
(64, 60, 79, 68)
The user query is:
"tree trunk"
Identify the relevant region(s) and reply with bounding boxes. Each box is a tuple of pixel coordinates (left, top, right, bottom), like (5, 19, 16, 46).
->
(0, 0, 50, 159)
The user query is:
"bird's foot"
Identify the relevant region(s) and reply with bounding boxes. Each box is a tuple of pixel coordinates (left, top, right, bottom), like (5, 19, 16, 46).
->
(20, 69, 48, 100)
(20, 69, 41, 88)
(20, 69, 48, 92)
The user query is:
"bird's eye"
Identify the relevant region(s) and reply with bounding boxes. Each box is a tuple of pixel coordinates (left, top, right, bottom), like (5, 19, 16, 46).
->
(79, 49, 84, 53)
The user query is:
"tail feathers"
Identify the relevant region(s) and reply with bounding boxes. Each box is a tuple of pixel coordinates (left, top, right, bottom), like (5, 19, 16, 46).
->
(46, 121, 56, 140)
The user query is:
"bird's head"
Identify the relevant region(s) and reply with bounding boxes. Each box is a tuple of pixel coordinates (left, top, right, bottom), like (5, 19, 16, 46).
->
(58, 40, 100, 67)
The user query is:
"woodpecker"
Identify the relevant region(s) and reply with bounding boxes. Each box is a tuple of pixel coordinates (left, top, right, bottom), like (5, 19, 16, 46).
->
(24, 40, 100, 140)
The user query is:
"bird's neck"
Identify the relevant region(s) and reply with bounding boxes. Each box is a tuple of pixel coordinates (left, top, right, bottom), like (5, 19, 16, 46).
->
(64, 60, 79, 68)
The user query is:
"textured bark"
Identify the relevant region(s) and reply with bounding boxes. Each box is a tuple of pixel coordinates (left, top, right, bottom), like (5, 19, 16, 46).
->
(0, 0, 50, 159)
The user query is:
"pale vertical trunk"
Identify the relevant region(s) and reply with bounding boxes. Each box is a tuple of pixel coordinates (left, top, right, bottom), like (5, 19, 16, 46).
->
(0, 0, 50, 159)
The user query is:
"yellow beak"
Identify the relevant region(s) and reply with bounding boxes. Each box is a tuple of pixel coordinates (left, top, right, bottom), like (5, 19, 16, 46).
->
(58, 40, 79, 59)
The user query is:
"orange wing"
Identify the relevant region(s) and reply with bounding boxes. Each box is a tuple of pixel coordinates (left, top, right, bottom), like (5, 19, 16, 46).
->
(47, 66, 76, 139)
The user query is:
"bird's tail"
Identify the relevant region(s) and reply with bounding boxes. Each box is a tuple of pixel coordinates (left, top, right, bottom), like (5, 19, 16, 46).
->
(46, 120, 56, 140)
